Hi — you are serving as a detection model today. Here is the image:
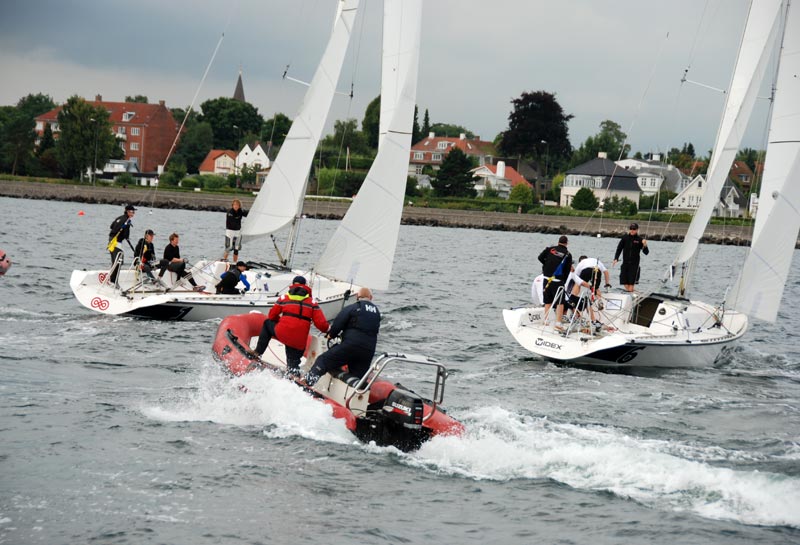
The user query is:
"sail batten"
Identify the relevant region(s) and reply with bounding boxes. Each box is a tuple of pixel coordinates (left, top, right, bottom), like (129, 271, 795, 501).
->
(241, 0, 359, 243)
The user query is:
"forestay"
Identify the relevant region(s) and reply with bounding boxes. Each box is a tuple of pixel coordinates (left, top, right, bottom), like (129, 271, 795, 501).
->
(241, 0, 359, 242)
(314, 0, 422, 290)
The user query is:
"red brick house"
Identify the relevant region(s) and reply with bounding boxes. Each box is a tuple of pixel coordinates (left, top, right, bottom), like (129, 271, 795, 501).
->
(35, 95, 180, 173)
(408, 132, 497, 176)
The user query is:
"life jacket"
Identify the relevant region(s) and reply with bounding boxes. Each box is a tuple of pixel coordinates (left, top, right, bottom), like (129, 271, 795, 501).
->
(268, 283, 329, 349)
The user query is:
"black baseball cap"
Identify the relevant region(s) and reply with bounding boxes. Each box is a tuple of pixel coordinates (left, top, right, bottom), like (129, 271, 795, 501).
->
(236, 261, 249, 269)
(125, 204, 137, 211)
(145, 229, 155, 235)
(629, 223, 639, 230)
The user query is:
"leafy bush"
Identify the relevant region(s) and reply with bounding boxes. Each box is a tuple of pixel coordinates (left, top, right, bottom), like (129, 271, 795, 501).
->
(181, 178, 200, 189)
(114, 172, 134, 186)
(571, 187, 599, 210)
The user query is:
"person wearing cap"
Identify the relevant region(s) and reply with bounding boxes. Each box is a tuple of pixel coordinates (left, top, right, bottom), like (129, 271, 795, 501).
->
(215, 261, 251, 295)
(253, 275, 329, 375)
(306, 287, 381, 386)
(133, 229, 158, 283)
(613, 223, 649, 292)
(538, 234, 572, 328)
(107, 204, 136, 285)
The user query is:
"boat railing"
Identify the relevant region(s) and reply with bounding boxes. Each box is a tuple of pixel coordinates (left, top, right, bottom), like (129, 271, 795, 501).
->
(344, 353, 449, 422)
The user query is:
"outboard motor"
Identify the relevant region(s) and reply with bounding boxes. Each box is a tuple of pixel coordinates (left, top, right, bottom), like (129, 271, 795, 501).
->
(382, 387, 424, 429)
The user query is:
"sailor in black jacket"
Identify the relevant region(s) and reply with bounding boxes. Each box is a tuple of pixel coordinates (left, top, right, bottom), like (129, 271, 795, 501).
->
(613, 223, 650, 292)
(537, 235, 572, 327)
(108, 204, 136, 284)
(306, 287, 381, 385)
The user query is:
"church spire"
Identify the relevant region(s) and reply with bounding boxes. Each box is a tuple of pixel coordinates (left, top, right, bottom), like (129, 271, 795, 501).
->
(233, 66, 245, 102)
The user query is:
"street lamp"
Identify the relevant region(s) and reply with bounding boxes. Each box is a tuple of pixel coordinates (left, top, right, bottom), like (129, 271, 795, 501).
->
(90, 117, 98, 186)
(540, 140, 549, 209)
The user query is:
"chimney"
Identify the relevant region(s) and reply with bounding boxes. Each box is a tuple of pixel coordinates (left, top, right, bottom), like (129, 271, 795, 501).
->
(428, 132, 435, 138)
(652, 153, 661, 161)
(95, 94, 102, 102)
(598, 151, 608, 159)
(159, 100, 165, 106)
(497, 161, 506, 179)
(459, 133, 466, 140)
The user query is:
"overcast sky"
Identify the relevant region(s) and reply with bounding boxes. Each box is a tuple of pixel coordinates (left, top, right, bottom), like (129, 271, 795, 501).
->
(0, 0, 770, 156)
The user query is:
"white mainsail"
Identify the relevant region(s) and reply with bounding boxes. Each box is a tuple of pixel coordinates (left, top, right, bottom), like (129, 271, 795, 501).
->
(314, 0, 422, 290)
(671, 0, 784, 288)
(241, 0, 359, 242)
(728, 1, 800, 322)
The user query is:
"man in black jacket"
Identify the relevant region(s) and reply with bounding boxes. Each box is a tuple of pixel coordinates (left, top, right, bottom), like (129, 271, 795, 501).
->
(215, 261, 251, 294)
(537, 235, 572, 327)
(306, 287, 380, 386)
(108, 204, 136, 285)
(133, 229, 157, 282)
(613, 223, 650, 292)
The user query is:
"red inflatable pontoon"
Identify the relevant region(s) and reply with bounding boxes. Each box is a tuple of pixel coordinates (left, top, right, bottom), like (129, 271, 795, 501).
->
(212, 312, 464, 451)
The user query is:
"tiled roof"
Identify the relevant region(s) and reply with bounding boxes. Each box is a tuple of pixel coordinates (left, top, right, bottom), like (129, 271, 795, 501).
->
(482, 164, 531, 188)
(198, 150, 237, 173)
(36, 98, 172, 126)
(411, 135, 497, 157)
(566, 157, 640, 191)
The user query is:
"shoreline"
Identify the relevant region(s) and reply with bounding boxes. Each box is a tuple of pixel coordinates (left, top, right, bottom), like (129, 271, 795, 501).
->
(1, 179, 772, 246)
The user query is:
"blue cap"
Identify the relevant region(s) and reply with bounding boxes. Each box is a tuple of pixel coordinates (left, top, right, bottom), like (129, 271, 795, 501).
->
(292, 275, 306, 285)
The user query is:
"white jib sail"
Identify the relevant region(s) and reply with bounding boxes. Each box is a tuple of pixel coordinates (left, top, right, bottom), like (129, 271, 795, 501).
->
(314, 0, 422, 290)
(728, 1, 800, 322)
(672, 0, 783, 275)
(241, 0, 359, 242)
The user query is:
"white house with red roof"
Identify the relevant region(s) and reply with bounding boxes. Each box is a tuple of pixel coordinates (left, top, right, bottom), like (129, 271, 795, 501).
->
(471, 161, 531, 199)
(35, 94, 180, 173)
(198, 150, 237, 176)
(408, 132, 497, 177)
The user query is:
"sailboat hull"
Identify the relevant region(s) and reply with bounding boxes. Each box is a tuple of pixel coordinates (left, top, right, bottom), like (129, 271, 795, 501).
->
(503, 292, 748, 368)
(70, 263, 356, 321)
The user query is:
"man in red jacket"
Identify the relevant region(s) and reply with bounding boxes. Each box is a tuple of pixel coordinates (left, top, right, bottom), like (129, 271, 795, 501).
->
(253, 276, 329, 375)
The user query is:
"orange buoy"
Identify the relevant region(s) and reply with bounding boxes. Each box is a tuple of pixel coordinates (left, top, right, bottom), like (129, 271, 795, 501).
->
(78, 210, 85, 216)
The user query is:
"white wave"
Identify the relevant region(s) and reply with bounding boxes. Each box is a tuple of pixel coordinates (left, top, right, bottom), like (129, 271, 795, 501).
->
(408, 406, 800, 528)
(142, 362, 355, 447)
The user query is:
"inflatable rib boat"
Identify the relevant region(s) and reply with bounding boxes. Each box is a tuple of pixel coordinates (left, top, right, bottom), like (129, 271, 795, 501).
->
(212, 312, 464, 451)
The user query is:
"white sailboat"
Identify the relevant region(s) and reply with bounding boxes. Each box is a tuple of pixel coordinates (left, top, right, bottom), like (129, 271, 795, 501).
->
(71, 0, 362, 320)
(504, 0, 798, 367)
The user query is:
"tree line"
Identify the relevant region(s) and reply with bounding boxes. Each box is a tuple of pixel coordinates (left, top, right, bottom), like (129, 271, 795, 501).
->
(0, 90, 762, 209)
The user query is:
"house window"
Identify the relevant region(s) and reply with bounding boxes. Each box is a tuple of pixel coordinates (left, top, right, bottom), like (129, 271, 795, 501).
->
(117, 126, 126, 135)
(130, 142, 139, 151)
(131, 127, 140, 136)
(36, 121, 43, 131)
(437, 141, 448, 150)
(413, 152, 424, 160)
(415, 165, 424, 175)
(123, 112, 135, 122)
(432, 153, 442, 161)
(51, 123, 60, 132)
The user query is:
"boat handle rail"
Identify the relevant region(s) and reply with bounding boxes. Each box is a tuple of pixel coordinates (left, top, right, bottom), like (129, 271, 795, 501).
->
(344, 353, 449, 422)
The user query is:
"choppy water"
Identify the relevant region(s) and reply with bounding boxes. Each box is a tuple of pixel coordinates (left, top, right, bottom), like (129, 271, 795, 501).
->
(1, 196, 799, 544)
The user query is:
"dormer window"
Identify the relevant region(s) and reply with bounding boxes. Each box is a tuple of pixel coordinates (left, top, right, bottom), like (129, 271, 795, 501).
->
(123, 112, 135, 122)
(437, 141, 448, 150)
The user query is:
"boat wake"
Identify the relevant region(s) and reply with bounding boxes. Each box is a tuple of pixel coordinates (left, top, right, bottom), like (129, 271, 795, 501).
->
(141, 360, 356, 446)
(406, 406, 800, 529)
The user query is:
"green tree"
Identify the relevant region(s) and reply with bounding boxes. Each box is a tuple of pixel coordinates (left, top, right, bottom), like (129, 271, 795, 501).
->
(421, 108, 431, 137)
(261, 112, 292, 147)
(17, 93, 56, 120)
(431, 147, 476, 197)
(198, 97, 264, 150)
(55, 95, 117, 180)
(1, 109, 35, 175)
(736, 147, 761, 173)
(570, 119, 629, 167)
(571, 187, 599, 210)
(510, 182, 534, 205)
(362, 95, 380, 149)
(321, 118, 369, 156)
(174, 121, 214, 173)
(482, 183, 500, 198)
(37, 123, 56, 156)
(499, 90, 573, 169)
(430, 122, 474, 138)
(412, 105, 421, 145)
(125, 95, 149, 103)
